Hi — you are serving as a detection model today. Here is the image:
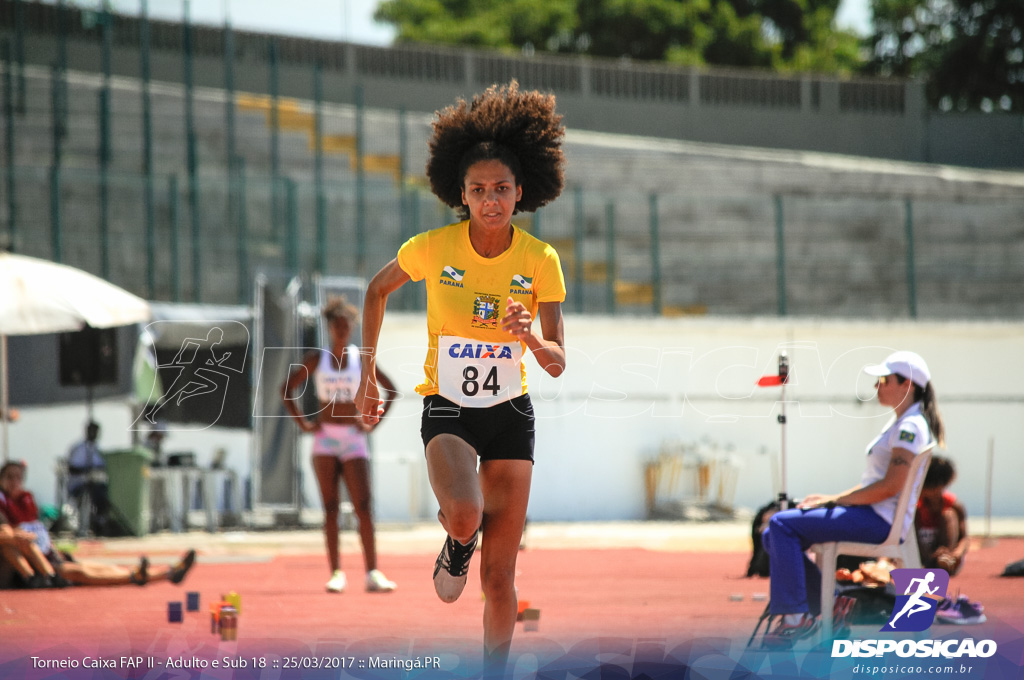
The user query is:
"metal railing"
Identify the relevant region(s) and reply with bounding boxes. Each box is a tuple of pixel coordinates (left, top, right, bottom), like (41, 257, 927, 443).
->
(0, 0, 915, 116)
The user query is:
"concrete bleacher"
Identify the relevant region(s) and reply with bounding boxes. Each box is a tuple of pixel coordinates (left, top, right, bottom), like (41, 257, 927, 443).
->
(3, 66, 1024, 317)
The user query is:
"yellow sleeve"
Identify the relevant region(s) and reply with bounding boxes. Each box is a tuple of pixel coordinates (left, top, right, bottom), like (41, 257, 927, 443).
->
(535, 245, 566, 303)
(397, 232, 429, 282)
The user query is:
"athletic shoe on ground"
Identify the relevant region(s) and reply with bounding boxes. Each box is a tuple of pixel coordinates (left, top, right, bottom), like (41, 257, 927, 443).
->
(365, 569, 397, 593)
(832, 595, 856, 639)
(935, 595, 986, 625)
(130, 556, 149, 586)
(433, 531, 478, 603)
(169, 550, 196, 585)
(326, 570, 347, 593)
(26, 573, 52, 589)
(762, 613, 819, 650)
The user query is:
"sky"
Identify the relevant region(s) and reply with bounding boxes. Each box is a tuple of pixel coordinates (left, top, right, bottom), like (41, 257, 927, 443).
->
(90, 0, 873, 44)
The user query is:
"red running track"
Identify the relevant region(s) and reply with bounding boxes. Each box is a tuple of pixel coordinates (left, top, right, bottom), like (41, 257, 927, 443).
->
(1, 537, 1022, 678)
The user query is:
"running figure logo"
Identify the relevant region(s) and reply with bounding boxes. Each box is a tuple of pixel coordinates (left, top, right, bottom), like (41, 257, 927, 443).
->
(133, 322, 249, 432)
(882, 568, 950, 632)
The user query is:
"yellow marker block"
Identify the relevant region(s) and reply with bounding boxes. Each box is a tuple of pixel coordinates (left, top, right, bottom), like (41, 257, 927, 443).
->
(225, 591, 242, 615)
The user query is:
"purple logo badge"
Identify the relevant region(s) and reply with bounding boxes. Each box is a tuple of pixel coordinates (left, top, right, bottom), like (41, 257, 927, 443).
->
(881, 568, 949, 632)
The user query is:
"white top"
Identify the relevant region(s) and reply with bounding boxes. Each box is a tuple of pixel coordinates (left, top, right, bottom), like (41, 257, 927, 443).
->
(862, 401, 932, 534)
(67, 439, 106, 493)
(314, 344, 361, 403)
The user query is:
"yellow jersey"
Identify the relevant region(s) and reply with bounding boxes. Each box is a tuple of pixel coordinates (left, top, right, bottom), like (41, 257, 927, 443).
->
(397, 220, 566, 402)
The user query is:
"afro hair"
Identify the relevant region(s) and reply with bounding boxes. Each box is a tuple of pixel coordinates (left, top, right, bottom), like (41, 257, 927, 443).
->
(322, 295, 359, 323)
(426, 81, 565, 216)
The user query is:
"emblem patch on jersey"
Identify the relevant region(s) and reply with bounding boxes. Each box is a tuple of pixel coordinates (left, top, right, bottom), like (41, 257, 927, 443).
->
(510, 274, 533, 293)
(471, 294, 501, 329)
(899, 430, 916, 443)
(440, 265, 466, 288)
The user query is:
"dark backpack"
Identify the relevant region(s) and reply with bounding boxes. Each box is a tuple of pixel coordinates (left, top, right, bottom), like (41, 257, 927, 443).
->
(837, 584, 897, 624)
(746, 499, 781, 577)
(1001, 558, 1024, 577)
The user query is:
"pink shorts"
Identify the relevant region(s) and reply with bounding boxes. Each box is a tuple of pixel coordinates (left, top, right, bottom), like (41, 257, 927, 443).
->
(313, 424, 368, 462)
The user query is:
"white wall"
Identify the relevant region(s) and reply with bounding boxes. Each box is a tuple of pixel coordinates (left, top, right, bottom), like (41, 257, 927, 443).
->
(11, 314, 1023, 523)
(7, 402, 251, 510)
(369, 314, 1024, 522)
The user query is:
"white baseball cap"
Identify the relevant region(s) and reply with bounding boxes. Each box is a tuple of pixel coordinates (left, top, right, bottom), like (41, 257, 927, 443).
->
(863, 351, 931, 388)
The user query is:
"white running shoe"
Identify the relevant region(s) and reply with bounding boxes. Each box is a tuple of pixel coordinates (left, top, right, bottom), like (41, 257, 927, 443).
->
(433, 531, 478, 603)
(365, 569, 397, 593)
(326, 570, 347, 593)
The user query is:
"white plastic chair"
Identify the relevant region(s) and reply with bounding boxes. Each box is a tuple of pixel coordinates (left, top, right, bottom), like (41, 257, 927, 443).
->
(811, 442, 936, 639)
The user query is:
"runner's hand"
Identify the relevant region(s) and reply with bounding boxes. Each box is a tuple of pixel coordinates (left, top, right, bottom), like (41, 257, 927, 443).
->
(502, 297, 533, 339)
(355, 375, 386, 427)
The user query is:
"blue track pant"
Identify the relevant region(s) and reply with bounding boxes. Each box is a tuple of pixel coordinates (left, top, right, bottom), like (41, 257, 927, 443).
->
(762, 505, 891, 615)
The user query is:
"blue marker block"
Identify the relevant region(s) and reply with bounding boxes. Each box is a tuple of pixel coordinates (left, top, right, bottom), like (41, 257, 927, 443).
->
(186, 592, 200, 612)
(168, 601, 183, 623)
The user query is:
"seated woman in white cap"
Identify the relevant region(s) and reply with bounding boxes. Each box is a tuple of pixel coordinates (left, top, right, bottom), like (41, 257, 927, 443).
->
(760, 350, 945, 647)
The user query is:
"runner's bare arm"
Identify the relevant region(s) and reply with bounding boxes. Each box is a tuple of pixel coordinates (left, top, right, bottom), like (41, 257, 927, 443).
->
(357, 259, 411, 424)
(502, 298, 565, 378)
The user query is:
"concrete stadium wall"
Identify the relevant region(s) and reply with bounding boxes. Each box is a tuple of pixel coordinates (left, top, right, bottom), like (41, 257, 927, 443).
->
(5, 66, 1024, 319)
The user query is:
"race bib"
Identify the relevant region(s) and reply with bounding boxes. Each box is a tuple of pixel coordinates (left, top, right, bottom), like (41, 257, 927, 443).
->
(437, 336, 524, 407)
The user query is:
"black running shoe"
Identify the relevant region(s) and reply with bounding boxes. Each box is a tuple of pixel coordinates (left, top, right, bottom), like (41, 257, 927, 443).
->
(433, 531, 478, 603)
(169, 549, 196, 585)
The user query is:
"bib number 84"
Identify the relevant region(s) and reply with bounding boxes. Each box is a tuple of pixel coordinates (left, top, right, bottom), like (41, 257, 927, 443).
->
(462, 366, 500, 396)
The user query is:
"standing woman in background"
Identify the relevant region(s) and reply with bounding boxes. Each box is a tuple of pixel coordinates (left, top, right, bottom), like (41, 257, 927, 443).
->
(283, 297, 397, 594)
(356, 81, 567, 677)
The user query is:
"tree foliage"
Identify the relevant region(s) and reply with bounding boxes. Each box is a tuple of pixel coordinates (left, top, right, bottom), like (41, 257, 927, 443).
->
(867, 0, 1024, 111)
(375, 0, 1023, 109)
(374, 0, 862, 73)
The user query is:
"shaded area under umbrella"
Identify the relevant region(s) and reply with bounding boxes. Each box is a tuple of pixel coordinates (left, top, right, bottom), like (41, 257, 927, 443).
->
(0, 252, 151, 461)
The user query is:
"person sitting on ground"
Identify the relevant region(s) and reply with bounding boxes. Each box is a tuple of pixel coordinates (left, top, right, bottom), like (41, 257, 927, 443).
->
(0, 506, 65, 588)
(66, 421, 113, 534)
(0, 461, 195, 587)
(916, 455, 968, 576)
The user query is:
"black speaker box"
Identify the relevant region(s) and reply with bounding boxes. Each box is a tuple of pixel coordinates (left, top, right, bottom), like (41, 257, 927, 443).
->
(59, 326, 118, 387)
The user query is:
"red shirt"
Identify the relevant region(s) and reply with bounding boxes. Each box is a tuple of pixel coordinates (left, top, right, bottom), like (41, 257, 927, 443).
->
(916, 490, 956, 531)
(0, 489, 39, 524)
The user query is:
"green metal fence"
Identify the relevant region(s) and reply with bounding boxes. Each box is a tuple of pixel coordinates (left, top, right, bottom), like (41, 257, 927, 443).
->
(4, 159, 1024, 318)
(1, 2, 1023, 318)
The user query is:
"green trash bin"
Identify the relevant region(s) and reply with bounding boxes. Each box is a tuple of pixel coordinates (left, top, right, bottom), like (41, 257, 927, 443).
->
(102, 447, 153, 537)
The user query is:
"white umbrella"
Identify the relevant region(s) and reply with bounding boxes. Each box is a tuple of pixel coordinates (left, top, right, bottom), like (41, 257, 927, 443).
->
(0, 252, 152, 460)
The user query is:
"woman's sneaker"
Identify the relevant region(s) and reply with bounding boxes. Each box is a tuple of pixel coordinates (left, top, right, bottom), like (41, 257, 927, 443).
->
(433, 531, 478, 603)
(935, 595, 986, 624)
(762, 613, 819, 649)
(365, 569, 397, 593)
(326, 570, 347, 593)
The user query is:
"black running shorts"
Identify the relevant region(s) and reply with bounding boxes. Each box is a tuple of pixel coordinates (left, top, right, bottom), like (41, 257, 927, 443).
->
(420, 393, 535, 463)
